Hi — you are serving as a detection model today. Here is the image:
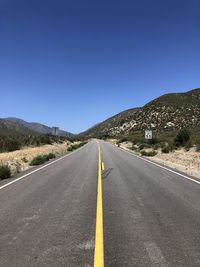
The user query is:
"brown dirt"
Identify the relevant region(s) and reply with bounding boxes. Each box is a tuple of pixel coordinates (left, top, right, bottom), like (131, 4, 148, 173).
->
(119, 142, 200, 179)
(153, 148, 200, 179)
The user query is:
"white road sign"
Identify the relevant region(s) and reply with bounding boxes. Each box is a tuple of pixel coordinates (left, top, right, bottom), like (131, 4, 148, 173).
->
(145, 130, 152, 140)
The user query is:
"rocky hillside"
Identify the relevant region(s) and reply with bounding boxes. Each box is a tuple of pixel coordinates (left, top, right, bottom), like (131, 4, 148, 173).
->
(80, 108, 140, 137)
(82, 88, 200, 137)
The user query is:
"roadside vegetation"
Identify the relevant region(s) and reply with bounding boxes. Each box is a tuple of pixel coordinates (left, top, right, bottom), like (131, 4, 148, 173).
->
(0, 133, 88, 153)
(30, 141, 88, 166)
(0, 134, 69, 153)
(67, 141, 88, 151)
(0, 164, 11, 179)
(140, 150, 157, 157)
(30, 153, 56, 166)
(0, 135, 88, 179)
(113, 128, 200, 157)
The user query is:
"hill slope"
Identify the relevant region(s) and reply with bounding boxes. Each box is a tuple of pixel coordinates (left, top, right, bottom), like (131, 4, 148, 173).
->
(5, 118, 52, 134)
(80, 108, 140, 137)
(4, 118, 73, 136)
(82, 88, 200, 137)
(0, 119, 38, 136)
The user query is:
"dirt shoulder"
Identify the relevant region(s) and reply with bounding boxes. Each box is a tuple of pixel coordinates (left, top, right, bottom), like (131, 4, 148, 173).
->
(114, 141, 200, 180)
(152, 148, 200, 179)
(0, 142, 71, 175)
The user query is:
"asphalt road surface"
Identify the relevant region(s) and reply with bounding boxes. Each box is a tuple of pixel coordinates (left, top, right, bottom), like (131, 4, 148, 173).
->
(0, 140, 200, 266)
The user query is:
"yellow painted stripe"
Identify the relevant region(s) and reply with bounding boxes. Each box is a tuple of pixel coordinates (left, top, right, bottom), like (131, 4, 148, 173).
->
(94, 143, 104, 267)
(102, 162, 105, 171)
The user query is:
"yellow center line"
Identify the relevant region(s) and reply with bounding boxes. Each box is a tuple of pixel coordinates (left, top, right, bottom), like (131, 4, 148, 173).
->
(94, 143, 104, 267)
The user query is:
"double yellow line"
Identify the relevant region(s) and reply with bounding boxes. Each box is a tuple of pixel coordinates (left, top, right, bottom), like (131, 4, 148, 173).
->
(94, 143, 104, 267)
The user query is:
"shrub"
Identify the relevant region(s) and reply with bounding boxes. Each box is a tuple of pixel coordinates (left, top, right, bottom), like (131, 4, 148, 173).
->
(131, 145, 140, 152)
(46, 152, 56, 160)
(141, 150, 157, 157)
(153, 143, 162, 150)
(0, 165, 11, 179)
(161, 146, 170, 153)
(30, 153, 56, 166)
(131, 137, 144, 145)
(30, 155, 47, 165)
(174, 129, 190, 147)
(67, 141, 87, 152)
(184, 141, 192, 151)
(67, 146, 73, 151)
(119, 137, 128, 143)
(148, 137, 159, 145)
(139, 143, 151, 150)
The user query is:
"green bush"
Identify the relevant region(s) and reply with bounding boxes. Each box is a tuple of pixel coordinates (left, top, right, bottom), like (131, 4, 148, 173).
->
(30, 153, 56, 166)
(0, 165, 11, 179)
(67, 141, 87, 152)
(148, 138, 159, 145)
(174, 129, 190, 147)
(30, 155, 47, 165)
(184, 141, 192, 151)
(162, 146, 170, 153)
(119, 137, 128, 143)
(131, 145, 140, 152)
(131, 137, 144, 145)
(139, 143, 151, 150)
(67, 146, 73, 151)
(141, 150, 157, 157)
(46, 152, 56, 160)
(153, 143, 161, 150)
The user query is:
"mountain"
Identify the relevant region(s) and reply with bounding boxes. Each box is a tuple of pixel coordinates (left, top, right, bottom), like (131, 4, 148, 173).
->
(1, 118, 73, 137)
(5, 118, 52, 134)
(0, 119, 38, 136)
(2, 88, 199, 138)
(81, 88, 200, 137)
(80, 108, 140, 137)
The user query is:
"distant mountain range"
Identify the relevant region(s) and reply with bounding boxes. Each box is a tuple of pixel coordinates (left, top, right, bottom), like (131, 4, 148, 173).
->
(1, 88, 199, 138)
(81, 88, 200, 137)
(0, 118, 73, 137)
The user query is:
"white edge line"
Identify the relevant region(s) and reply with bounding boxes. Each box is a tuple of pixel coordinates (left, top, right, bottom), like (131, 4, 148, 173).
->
(0, 143, 88, 190)
(112, 143, 200, 186)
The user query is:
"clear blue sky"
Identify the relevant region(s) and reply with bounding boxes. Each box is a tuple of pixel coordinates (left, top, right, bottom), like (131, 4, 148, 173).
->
(0, 0, 199, 133)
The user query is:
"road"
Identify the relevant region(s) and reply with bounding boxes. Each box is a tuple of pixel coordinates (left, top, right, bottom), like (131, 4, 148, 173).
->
(0, 140, 200, 266)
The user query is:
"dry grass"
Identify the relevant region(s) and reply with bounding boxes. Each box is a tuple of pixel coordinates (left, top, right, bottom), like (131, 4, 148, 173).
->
(107, 139, 118, 145)
(0, 142, 71, 175)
